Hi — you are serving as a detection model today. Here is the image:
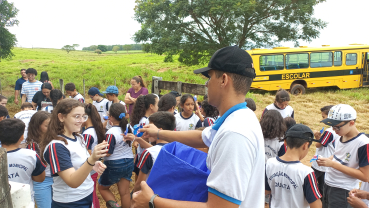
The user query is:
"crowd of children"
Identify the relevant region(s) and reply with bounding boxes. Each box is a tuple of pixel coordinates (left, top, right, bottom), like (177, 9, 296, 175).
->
(2, 63, 369, 208)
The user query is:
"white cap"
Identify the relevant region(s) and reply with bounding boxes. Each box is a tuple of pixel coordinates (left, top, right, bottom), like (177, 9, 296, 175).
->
(321, 104, 357, 126)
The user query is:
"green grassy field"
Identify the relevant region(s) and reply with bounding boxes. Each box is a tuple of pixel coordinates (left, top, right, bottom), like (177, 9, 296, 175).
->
(0, 48, 207, 101)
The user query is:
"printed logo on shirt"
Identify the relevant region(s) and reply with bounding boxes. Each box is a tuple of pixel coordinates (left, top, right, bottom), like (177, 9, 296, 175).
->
(100, 106, 103, 110)
(35, 87, 39, 91)
(189, 123, 194, 130)
(8, 172, 20, 179)
(345, 153, 351, 162)
(269, 171, 298, 189)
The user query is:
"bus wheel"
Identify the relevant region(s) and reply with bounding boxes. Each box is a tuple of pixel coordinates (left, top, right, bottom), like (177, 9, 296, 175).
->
(290, 84, 305, 95)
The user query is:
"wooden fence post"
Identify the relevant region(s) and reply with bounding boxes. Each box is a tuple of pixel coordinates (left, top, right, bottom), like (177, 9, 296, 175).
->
(176, 81, 182, 95)
(59, 79, 64, 94)
(151, 76, 163, 95)
(83, 79, 85, 99)
(0, 147, 13, 208)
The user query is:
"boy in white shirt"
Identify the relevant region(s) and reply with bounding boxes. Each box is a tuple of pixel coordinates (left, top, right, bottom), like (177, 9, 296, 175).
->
(0, 118, 46, 205)
(317, 104, 369, 208)
(65, 82, 85, 103)
(265, 124, 322, 208)
(88, 87, 109, 124)
(14, 102, 37, 145)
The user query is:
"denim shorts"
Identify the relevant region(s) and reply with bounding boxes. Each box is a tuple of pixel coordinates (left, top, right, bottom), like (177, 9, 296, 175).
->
(98, 158, 134, 186)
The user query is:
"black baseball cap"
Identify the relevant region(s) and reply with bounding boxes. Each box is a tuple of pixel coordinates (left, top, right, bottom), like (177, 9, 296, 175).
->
(169, 91, 181, 97)
(284, 124, 319, 142)
(194, 46, 256, 78)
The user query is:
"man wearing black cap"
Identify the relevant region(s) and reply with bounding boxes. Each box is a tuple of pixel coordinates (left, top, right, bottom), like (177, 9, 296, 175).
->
(265, 124, 322, 208)
(133, 46, 265, 208)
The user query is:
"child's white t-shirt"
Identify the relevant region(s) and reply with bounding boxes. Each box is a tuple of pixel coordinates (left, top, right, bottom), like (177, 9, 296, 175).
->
(104, 126, 133, 161)
(325, 133, 369, 191)
(174, 113, 202, 131)
(262, 103, 294, 119)
(265, 157, 321, 208)
(136, 117, 150, 159)
(83, 127, 98, 152)
(14, 110, 37, 143)
(43, 134, 94, 203)
(264, 137, 286, 163)
(92, 98, 109, 124)
(137, 143, 166, 179)
(311, 127, 339, 172)
(7, 148, 46, 203)
(70, 93, 85, 103)
(203, 117, 216, 127)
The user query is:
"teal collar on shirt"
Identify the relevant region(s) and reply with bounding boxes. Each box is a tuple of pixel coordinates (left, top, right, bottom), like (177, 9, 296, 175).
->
(212, 102, 248, 130)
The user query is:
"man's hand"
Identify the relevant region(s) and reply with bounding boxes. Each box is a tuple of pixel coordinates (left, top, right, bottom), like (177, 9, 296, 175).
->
(14, 98, 19, 105)
(347, 193, 368, 208)
(123, 133, 136, 142)
(139, 124, 159, 139)
(350, 189, 369, 200)
(132, 181, 155, 208)
(317, 157, 335, 167)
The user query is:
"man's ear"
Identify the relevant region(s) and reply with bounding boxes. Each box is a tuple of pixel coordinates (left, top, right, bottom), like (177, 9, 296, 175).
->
(303, 142, 310, 151)
(0, 116, 5, 121)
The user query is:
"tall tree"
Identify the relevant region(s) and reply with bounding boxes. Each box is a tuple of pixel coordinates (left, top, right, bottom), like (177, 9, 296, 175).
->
(90, 45, 98, 51)
(61, 44, 79, 53)
(0, 0, 19, 61)
(97, 45, 107, 52)
(112, 46, 120, 53)
(123, 44, 132, 54)
(134, 0, 327, 65)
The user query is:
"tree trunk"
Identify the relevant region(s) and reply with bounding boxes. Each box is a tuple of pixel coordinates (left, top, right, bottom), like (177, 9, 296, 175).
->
(0, 147, 13, 208)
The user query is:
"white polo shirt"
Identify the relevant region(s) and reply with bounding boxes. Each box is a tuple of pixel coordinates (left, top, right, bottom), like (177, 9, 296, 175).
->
(202, 102, 265, 208)
(266, 157, 321, 208)
(70, 93, 85, 103)
(264, 137, 286, 163)
(104, 126, 133, 161)
(325, 133, 369, 191)
(92, 98, 109, 124)
(262, 103, 294, 119)
(14, 109, 37, 143)
(311, 127, 339, 172)
(175, 113, 202, 131)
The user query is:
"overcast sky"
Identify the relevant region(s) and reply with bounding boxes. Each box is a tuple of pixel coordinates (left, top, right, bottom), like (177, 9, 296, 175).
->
(6, 0, 369, 49)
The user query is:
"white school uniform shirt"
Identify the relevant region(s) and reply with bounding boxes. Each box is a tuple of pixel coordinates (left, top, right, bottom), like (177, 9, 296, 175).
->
(136, 117, 150, 159)
(137, 143, 166, 179)
(83, 127, 98, 152)
(105, 100, 127, 129)
(265, 157, 321, 208)
(92, 98, 109, 124)
(264, 137, 286, 163)
(202, 103, 265, 208)
(325, 133, 369, 191)
(43, 134, 94, 203)
(70, 93, 85, 103)
(43, 105, 53, 113)
(262, 103, 294, 119)
(21, 80, 43, 103)
(7, 148, 46, 203)
(14, 109, 37, 143)
(105, 126, 133, 161)
(174, 113, 202, 131)
(311, 127, 339, 172)
(203, 117, 216, 127)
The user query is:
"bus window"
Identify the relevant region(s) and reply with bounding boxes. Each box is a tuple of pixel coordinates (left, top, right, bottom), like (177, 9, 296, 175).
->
(311, 52, 333, 68)
(346, 53, 357, 65)
(286, 53, 309, 69)
(334, 51, 342, 66)
(259, 55, 284, 71)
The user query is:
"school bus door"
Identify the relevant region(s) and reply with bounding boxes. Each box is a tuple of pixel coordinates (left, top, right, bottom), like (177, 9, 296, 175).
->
(362, 52, 369, 86)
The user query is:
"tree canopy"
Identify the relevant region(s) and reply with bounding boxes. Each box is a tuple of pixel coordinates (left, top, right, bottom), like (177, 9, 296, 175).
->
(61, 44, 79, 53)
(134, 0, 327, 65)
(0, 0, 19, 61)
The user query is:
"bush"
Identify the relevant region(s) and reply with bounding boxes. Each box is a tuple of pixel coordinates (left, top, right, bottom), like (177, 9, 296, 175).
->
(95, 49, 102, 55)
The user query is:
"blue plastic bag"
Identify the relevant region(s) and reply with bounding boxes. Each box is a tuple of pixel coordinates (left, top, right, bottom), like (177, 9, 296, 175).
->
(147, 142, 210, 202)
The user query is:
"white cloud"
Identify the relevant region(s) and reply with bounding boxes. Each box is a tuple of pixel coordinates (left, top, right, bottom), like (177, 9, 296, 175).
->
(6, 0, 369, 49)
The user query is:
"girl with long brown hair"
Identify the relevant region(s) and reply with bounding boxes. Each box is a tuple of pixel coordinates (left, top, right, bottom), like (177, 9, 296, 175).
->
(26, 111, 52, 208)
(40, 99, 108, 208)
(82, 103, 106, 208)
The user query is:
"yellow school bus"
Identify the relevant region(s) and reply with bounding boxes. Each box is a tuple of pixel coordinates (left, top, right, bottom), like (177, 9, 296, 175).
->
(247, 45, 369, 94)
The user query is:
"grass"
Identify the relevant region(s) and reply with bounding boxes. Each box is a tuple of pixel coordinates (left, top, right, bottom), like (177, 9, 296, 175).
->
(1, 47, 369, 208)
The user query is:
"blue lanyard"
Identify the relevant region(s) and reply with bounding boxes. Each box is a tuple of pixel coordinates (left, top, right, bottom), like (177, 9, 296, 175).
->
(212, 102, 248, 130)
